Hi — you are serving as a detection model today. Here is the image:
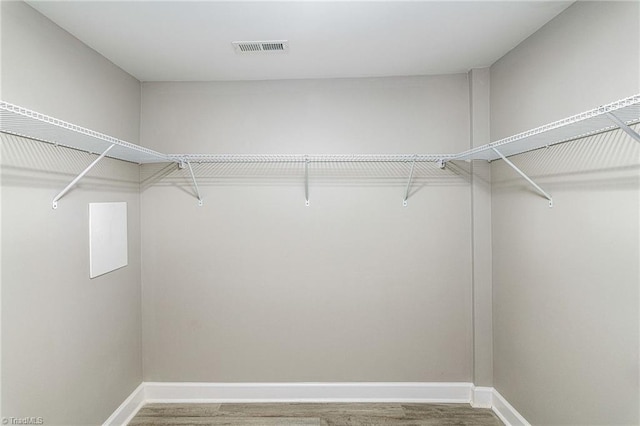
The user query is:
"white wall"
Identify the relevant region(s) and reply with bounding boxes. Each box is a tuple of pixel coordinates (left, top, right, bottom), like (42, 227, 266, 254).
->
(490, 2, 640, 424)
(1, 2, 143, 424)
(139, 76, 475, 382)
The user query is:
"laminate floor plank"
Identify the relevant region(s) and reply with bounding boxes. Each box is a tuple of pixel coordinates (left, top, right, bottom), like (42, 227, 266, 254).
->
(136, 403, 222, 417)
(402, 404, 501, 422)
(128, 402, 504, 426)
(129, 416, 324, 425)
(217, 403, 405, 418)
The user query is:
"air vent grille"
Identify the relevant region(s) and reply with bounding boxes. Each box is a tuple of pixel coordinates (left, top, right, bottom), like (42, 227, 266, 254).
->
(262, 42, 284, 51)
(233, 40, 289, 54)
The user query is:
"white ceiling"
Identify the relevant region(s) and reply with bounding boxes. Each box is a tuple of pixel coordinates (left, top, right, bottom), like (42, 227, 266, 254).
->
(27, 1, 573, 82)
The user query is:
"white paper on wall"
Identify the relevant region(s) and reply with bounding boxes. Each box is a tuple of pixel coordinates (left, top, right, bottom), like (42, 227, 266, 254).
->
(89, 202, 128, 278)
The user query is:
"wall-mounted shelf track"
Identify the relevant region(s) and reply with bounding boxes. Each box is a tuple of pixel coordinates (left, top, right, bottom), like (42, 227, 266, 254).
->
(1, 94, 639, 208)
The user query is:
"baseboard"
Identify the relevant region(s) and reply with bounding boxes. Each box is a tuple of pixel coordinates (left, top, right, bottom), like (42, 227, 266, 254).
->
(104, 382, 531, 426)
(492, 389, 531, 426)
(102, 383, 145, 426)
(471, 386, 493, 408)
(144, 381, 474, 403)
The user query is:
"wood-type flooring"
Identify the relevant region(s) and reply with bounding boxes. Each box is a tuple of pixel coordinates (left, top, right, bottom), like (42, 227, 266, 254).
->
(129, 402, 504, 425)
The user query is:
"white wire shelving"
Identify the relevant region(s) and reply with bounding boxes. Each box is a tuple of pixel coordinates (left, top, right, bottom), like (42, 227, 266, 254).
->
(454, 94, 640, 162)
(1, 94, 639, 208)
(0, 101, 171, 164)
(169, 153, 452, 164)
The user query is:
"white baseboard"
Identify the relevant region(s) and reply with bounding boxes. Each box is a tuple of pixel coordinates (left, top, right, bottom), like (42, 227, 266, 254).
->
(144, 381, 473, 403)
(102, 383, 145, 426)
(471, 386, 493, 408)
(492, 389, 531, 426)
(104, 382, 530, 426)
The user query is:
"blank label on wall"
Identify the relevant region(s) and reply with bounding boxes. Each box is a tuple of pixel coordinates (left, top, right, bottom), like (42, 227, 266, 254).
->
(89, 202, 128, 278)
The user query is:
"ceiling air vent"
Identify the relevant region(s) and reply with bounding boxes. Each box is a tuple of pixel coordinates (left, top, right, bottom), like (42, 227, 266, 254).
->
(232, 40, 289, 54)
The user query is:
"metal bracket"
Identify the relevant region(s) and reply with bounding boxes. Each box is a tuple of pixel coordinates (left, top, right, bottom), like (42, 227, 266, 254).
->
(492, 148, 553, 208)
(52, 144, 115, 209)
(403, 155, 417, 207)
(304, 157, 310, 207)
(185, 161, 203, 206)
(437, 159, 446, 169)
(606, 112, 640, 143)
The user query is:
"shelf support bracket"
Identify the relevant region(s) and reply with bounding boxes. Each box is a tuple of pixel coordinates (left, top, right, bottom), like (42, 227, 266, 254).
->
(403, 155, 417, 207)
(52, 144, 115, 209)
(606, 112, 640, 143)
(182, 161, 203, 206)
(492, 147, 553, 208)
(304, 157, 310, 207)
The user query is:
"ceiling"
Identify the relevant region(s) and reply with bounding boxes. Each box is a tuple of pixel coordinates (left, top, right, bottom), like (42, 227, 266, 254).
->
(27, 1, 573, 82)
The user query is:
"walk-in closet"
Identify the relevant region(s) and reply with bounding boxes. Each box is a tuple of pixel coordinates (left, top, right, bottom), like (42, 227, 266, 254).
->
(1, 1, 638, 425)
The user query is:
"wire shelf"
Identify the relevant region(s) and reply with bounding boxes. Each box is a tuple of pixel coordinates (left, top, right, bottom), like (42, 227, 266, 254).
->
(1, 94, 639, 167)
(169, 153, 454, 164)
(0, 101, 171, 164)
(454, 94, 640, 161)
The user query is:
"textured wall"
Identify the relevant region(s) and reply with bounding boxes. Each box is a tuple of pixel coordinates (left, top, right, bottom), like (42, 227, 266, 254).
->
(1, 2, 143, 424)
(139, 76, 475, 382)
(490, 2, 640, 424)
